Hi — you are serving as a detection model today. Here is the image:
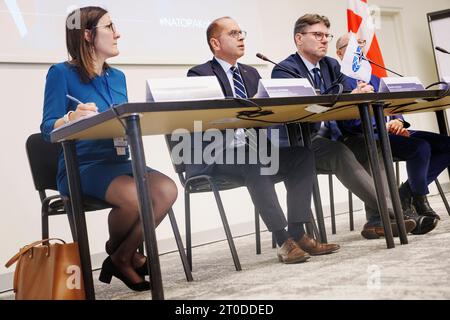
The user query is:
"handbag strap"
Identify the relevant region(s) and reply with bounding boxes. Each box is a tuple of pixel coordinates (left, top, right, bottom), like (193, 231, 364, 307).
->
(5, 238, 66, 268)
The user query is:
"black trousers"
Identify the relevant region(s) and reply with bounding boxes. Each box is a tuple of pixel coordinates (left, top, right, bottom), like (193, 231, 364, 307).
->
(210, 146, 315, 232)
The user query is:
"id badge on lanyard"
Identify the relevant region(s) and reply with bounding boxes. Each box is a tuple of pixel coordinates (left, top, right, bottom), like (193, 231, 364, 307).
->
(113, 137, 128, 156)
(93, 75, 129, 156)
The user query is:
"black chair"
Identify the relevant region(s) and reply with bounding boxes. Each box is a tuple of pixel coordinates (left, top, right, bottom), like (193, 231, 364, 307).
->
(26, 133, 193, 282)
(327, 175, 354, 234)
(165, 135, 264, 272)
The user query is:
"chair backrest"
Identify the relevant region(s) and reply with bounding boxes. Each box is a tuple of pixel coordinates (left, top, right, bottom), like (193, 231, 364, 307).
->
(164, 134, 187, 183)
(26, 133, 61, 192)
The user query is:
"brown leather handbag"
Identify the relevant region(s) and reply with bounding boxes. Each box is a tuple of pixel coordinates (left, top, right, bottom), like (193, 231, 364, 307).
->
(5, 238, 86, 300)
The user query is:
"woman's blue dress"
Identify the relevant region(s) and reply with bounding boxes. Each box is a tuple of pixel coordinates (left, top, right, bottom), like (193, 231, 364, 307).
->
(41, 62, 156, 200)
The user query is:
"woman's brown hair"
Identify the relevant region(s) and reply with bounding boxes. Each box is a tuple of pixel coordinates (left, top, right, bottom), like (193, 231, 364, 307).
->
(66, 6, 108, 83)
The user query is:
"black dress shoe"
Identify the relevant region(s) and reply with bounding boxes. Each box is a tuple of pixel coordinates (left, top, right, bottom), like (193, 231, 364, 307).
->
(135, 259, 149, 276)
(412, 195, 441, 220)
(99, 257, 151, 292)
(399, 182, 414, 211)
(105, 241, 149, 276)
(411, 216, 439, 235)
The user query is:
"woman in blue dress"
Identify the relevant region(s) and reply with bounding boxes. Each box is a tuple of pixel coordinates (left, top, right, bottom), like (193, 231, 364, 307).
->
(41, 6, 178, 291)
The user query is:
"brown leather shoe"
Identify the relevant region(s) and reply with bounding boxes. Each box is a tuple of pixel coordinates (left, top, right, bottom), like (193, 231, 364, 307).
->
(361, 219, 417, 240)
(297, 234, 340, 255)
(277, 238, 310, 264)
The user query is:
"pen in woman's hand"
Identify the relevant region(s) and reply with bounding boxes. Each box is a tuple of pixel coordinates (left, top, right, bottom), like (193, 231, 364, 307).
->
(66, 94, 84, 105)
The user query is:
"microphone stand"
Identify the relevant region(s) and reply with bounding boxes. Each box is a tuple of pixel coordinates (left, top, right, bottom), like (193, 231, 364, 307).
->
(361, 56, 404, 77)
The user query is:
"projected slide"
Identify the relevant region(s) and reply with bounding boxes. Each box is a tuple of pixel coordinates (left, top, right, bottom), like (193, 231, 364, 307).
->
(0, 0, 263, 64)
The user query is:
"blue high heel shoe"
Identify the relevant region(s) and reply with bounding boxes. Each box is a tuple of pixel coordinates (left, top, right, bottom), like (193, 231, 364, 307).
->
(99, 256, 151, 292)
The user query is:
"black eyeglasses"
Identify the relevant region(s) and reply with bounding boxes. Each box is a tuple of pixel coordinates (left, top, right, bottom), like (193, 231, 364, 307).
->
(93, 22, 116, 33)
(302, 32, 334, 41)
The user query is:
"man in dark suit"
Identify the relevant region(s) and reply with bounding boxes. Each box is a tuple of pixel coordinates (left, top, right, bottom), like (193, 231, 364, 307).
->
(185, 16, 340, 263)
(271, 14, 417, 239)
(334, 32, 445, 234)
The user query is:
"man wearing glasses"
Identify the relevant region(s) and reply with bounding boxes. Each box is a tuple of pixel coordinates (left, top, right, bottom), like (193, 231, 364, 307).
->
(184, 16, 340, 264)
(271, 14, 417, 239)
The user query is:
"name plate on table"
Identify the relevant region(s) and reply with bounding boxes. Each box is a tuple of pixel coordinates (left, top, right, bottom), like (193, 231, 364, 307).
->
(255, 78, 316, 98)
(146, 76, 224, 102)
(441, 76, 450, 89)
(379, 77, 425, 93)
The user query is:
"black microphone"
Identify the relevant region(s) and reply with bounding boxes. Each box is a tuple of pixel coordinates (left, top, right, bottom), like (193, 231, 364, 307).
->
(436, 46, 450, 54)
(256, 53, 304, 79)
(361, 56, 404, 77)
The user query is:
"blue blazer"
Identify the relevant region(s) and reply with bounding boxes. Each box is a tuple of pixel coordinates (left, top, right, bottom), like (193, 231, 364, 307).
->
(188, 58, 261, 98)
(337, 75, 408, 136)
(272, 53, 352, 92)
(271, 53, 352, 146)
(184, 58, 262, 177)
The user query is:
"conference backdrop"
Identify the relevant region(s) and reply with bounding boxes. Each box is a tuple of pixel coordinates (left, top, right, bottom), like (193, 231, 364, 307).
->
(0, 0, 264, 64)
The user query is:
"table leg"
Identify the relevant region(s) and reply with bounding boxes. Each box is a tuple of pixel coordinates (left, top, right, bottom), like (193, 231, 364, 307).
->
(125, 115, 164, 300)
(358, 104, 395, 249)
(372, 104, 408, 244)
(299, 123, 328, 243)
(62, 140, 95, 300)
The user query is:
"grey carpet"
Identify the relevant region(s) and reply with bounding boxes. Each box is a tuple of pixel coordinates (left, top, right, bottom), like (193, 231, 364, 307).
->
(1, 193, 449, 300)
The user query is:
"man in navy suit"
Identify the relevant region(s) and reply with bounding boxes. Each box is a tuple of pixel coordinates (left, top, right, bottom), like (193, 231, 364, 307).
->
(185, 16, 340, 263)
(271, 14, 417, 239)
(334, 32, 447, 234)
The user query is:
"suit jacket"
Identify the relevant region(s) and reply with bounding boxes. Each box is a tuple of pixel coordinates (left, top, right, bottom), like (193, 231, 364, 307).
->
(271, 52, 352, 92)
(188, 58, 261, 97)
(270, 52, 352, 147)
(184, 58, 262, 177)
(337, 74, 408, 137)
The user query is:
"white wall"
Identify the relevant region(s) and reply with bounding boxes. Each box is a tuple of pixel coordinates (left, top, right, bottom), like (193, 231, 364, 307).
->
(1, 0, 449, 283)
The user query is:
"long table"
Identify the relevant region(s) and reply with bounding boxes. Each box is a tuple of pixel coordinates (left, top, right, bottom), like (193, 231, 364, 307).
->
(51, 89, 450, 300)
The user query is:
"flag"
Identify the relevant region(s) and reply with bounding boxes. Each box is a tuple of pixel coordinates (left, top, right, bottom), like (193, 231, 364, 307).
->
(341, 33, 372, 83)
(347, 0, 387, 79)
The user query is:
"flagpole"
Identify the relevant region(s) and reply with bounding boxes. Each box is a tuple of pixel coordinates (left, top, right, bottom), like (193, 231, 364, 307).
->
(362, 56, 404, 77)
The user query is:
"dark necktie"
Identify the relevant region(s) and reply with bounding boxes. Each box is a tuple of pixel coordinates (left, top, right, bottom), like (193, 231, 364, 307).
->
(312, 67, 325, 93)
(230, 66, 248, 98)
(230, 66, 248, 147)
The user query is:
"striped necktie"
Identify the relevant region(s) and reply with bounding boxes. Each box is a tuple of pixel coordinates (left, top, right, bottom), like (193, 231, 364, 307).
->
(230, 66, 248, 98)
(230, 66, 247, 147)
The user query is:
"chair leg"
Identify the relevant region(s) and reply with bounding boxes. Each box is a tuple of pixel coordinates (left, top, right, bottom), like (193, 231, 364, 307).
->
(348, 190, 354, 231)
(168, 208, 193, 282)
(329, 174, 336, 234)
(63, 197, 78, 242)
(254, 207, 261, 255)
(210, 184, 242, 271)
(435, 179, 450, 216)
(41, 208, 49, 241)
(184, 189, 192, 271)
(271, 233, 276, 249)
(395, 161, 400, 187)
(305, 221, 315, 237)
(309, 211, 320, 240)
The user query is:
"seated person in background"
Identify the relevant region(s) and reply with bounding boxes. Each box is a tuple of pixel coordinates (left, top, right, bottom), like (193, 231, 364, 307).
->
(271, 14, 417, 239)
(41, 6, 178, 291)
(335, 32, 449, 234)
(184, 16, 340, 264)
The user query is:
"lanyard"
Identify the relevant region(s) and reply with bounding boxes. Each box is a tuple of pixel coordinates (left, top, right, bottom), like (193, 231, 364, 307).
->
(90, 72, 116, 107)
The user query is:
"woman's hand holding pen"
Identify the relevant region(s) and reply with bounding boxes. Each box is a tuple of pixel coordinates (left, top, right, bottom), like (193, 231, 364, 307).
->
(71, 103, 99, 121)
